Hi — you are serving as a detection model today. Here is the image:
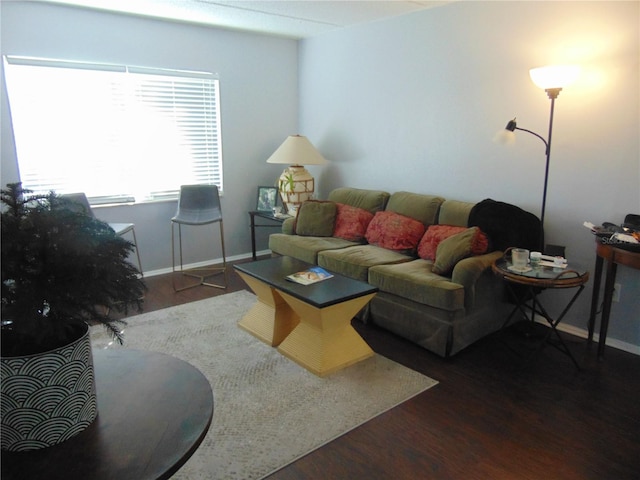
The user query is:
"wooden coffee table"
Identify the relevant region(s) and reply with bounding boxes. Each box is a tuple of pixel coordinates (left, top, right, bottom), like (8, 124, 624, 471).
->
(1, 349, 213, 480)
(234, 256, 377, 377)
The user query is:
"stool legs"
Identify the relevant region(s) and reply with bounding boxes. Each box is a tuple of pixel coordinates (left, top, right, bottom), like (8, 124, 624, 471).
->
(171, 221, 228, 292)
(129, 227, 143, 277)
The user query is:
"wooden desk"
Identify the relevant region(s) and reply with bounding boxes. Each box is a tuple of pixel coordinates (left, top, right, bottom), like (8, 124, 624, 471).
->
(588, 239, 640, 357)
(249, 210, 288, 260)
(1, 349, 213, 480)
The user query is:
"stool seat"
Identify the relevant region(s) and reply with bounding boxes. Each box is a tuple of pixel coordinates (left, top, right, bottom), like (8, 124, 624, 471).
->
(171, 208, 222, 225)
(109, 223, 135, 235)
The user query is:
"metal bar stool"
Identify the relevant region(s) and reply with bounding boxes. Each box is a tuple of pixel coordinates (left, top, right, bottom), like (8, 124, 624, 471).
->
(171, 184, 227, 291)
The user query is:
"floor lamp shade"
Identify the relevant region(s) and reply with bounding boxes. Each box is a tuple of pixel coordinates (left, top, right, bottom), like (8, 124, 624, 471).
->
(266, 135, 327, 213)
(529, 65, 580, 90)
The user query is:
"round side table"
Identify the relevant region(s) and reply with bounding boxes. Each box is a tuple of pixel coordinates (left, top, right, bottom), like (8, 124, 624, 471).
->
(492, 256, 589, 369)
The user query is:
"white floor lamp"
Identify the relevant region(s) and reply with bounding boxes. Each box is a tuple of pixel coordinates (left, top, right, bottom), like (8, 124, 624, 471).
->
(496, 65, 580, 249)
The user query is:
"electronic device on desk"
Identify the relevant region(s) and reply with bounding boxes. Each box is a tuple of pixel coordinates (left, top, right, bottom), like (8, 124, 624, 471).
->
(584, 214, 640, 252)
(622, 213, 640, 234)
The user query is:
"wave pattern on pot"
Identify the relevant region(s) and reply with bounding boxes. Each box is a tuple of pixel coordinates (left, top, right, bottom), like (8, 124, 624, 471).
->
(0, 325, 97, 452)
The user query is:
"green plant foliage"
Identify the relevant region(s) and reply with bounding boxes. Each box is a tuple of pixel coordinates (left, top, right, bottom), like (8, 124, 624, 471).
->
(1, 183, 147, 356)
(279, 173, 295, 193)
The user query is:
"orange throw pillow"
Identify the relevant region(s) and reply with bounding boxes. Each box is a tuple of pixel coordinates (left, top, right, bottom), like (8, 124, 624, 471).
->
(365, 211, 426, 251)
(333, 203, 375, 241)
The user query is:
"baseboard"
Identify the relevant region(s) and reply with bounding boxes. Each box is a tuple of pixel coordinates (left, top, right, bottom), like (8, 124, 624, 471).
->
(535, 316, 640, 356)
(142, 251, 257, 278)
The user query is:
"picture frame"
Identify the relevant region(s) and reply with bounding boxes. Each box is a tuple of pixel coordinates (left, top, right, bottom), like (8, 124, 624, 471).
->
(256, 186, 279, 212)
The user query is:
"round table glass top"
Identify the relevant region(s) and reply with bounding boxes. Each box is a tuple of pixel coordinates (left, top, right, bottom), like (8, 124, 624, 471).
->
(492, 257, 589, 288)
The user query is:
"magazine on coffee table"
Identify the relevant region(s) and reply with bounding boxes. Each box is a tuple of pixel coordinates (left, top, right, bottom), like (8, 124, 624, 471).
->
(286, 266, 333, 285)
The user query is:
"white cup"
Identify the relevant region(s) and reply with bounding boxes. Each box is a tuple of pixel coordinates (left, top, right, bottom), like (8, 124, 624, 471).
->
(512, 248, 529, 268)
(272, 206, 282, 216)
(530, 251, 542, 268)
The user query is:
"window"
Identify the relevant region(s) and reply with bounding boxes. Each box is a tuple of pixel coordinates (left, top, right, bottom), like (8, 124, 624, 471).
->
(3, 56, 223, 204)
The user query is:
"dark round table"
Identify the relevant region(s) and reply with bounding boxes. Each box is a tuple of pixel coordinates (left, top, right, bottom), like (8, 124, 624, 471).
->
(492, 255, 589, 368)
(1, 349, 213, 480)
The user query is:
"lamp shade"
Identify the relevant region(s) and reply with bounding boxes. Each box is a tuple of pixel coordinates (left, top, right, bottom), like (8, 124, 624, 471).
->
(266, 135, 327, 166)
(493, 128, 516, 145)
(529, 65, 580, 90)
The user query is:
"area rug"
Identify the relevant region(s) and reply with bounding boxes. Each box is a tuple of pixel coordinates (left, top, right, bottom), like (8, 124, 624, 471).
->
(90, 290, 438, 479)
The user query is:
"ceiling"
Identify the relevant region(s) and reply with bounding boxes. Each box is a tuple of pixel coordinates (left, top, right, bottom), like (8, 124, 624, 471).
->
(38, 0, 453, 39)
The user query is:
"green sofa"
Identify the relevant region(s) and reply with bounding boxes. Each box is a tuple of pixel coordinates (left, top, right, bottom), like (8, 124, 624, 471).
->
(268, 187, 530, 357)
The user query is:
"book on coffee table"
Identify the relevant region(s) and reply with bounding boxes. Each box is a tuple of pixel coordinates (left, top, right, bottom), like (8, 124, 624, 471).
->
(286, 266, 333, 285)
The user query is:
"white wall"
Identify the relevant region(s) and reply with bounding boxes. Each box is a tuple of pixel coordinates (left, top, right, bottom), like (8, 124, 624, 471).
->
(299, 1, 640, 348)
(1, 2, 299, 271)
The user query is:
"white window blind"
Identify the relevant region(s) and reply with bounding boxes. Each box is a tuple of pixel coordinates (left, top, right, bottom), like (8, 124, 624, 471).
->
(3, 56, 223, 204)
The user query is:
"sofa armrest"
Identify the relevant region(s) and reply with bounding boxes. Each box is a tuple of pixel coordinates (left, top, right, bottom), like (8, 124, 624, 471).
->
(451, 251, 503, 309)
(281, 217, 296, 235)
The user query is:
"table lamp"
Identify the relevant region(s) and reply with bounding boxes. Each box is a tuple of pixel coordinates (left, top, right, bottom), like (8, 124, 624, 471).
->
(266, 135, 328, 214)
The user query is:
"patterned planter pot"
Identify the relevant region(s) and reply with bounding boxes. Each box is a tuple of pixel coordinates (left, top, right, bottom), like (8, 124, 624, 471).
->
(1, 323, 98, 451)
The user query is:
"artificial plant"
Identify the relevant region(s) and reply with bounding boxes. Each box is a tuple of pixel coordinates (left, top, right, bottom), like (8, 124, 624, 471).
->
(1, 183, 146, 356)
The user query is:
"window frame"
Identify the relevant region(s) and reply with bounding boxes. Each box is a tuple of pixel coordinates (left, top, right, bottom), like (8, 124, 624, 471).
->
(3, 55, 224, 205)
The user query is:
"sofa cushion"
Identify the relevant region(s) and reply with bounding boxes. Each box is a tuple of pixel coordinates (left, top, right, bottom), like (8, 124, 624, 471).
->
(385, 191, 445, 225)
(269, 233, 359, 265)
(365, 211, 426, 252)
(318, 245, 413, 282)
(437, 200, 475, 227)
(432, 227, 488, 275)
(327, 187, 390, 214)
(294, 200, 337, 237)
(281, 216, 296, 235)
(368, 260, 465, 311)
(333, 203, 375, 241)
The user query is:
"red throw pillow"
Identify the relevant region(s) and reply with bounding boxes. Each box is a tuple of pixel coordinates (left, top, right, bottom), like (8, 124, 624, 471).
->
(333, 203, 375, 241)
(418, 224, 489, 260)
(364, 211, 426, 251)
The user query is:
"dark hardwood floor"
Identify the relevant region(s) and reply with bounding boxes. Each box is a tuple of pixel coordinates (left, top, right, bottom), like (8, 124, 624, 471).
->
(140, 258, 640, 480)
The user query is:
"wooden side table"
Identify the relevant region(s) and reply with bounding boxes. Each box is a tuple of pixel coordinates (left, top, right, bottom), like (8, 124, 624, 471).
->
(1, 349, 213, 480)
(249, 210, 289, 260)
(492, 257, 589, 369)
(587, 239, 640, 357)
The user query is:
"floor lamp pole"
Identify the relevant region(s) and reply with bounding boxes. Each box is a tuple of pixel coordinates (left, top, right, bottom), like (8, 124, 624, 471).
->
(540, 94, 556, 229)
(511, 87, 561, 250)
